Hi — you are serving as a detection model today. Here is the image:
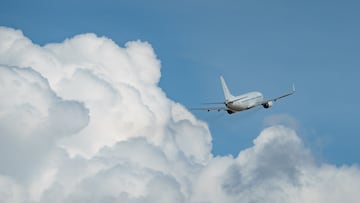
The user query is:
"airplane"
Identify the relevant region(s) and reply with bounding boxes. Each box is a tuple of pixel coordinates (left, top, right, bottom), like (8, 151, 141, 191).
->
(192, 76, 295, 114)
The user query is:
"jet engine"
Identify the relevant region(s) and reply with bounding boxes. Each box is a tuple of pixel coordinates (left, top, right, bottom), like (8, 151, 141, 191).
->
(262, 101, 273, 109)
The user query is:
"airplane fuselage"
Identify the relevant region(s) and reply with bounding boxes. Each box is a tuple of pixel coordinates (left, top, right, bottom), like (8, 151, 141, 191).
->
(226, 91, 264, 113)
(191, 76, 294, 114)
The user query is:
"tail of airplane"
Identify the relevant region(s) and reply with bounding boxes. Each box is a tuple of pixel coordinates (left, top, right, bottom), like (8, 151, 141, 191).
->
(220, 76, 234, 102)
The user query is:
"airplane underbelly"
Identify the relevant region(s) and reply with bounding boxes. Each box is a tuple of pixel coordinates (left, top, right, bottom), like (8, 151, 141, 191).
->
(227, 103, 247, 111)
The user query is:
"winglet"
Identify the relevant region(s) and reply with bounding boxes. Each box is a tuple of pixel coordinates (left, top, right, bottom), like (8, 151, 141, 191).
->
(292, 84, 296, 93)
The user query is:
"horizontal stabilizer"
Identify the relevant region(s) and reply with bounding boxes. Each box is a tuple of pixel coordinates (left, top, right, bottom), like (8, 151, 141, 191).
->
(202, 102, 225, 105)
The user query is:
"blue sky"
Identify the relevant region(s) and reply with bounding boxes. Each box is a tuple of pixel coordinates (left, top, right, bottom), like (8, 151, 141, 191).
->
(1, 0, 359, 165)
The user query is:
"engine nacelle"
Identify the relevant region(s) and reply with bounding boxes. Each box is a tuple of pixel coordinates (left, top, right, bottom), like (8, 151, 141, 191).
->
(262, 101, 273, 109)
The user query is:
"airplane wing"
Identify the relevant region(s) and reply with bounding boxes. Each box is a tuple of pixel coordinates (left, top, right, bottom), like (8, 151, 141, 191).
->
(261, 84, 296, 105)
(190, 107, 227, 112)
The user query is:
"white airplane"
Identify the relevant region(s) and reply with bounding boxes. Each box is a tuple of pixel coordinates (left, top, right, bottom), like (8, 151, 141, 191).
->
(192, 76, 295, 114)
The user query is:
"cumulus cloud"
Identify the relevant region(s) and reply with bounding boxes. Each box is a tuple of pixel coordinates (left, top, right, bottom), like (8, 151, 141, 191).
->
(0, 26, 359, 203)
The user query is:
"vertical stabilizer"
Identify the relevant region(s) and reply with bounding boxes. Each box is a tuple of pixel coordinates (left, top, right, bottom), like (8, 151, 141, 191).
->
(220, 76, 234, 101)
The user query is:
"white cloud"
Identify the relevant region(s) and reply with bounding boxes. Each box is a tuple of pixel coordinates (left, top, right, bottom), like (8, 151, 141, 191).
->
(0, 26, 359, 203)
(0, 64, 88, 187)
